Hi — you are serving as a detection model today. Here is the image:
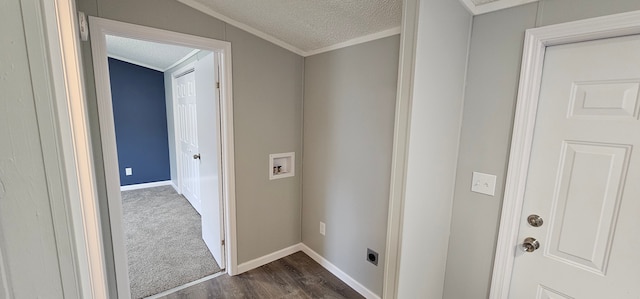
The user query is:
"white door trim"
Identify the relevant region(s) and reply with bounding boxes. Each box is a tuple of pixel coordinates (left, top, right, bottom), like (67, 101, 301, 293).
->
(490, 9, 640, 299)
(89, 17, 238, 299)
(382, 0, 421, 297)
(33, 0, 108, 298)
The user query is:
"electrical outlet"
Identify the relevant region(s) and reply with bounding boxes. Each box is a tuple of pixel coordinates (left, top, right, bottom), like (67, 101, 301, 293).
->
(319, 222, 326, 236)
(366, 248, 378, 266)
(125, 167, 132, 176)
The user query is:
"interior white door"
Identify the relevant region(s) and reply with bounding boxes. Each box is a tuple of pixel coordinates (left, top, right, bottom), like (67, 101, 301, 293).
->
(195, 52, 225, 268)
(509, 35, 640, 298)
(175, 68, 201, 213)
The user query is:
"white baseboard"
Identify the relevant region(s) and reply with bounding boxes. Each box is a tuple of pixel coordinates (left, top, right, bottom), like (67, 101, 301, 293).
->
(236, 243, 303, 274)
(170, 181, 179, 193)
(226, 242, 379, 299)
(300, 244, 381, 299)
(120, 180, 172, 191)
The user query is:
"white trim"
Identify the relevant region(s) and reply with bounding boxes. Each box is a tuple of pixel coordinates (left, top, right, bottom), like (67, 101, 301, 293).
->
(89, 18, 132, 299)
(304, 27, 401, 57)
(236, 243, 303, 274)
(23, 0, 87, 295)
(177, 0, 306, 56)
(106, 54, 165, 72)
(232, 243, 380, 299)
(120, 180, 172, 191)
(166, 49, 200, 71)
(489, 9, 640, 299)
(382, 0, 420, 297)
(145, 271, 225, 299)
(300, 244, 381, 299)
(89, 17, 239, 297)
(459, 0, 538, 15)
(44, 1, 109, 298)
(170, 181, 180, 193)
(107, 49, 200, 73)
(219, 30, 239, 276)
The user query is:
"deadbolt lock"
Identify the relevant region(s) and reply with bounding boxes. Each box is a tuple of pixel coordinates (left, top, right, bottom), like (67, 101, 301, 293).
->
(527, 214, 543, 227)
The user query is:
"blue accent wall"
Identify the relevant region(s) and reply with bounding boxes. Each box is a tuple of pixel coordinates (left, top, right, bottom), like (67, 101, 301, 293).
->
(108, 58, 170, 186)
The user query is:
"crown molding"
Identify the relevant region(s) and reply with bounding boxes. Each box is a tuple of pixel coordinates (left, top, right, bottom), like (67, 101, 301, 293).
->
(305, 27, 401, 57)
(178, 0, 401, 57)
(177, 0, 307, 56)
(459, 0, 538, 15)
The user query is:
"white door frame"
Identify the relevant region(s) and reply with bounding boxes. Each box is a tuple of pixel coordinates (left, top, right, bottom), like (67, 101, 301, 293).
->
(89, 17, 238, 299)
(490, 9, 640, 299)
(22, 0, 108, 298)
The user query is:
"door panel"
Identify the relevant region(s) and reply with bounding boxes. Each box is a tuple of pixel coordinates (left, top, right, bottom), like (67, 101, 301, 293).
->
(195, 52, 225, 268)
(569, 80, 640, 120)
(509, 35, 640, 298)
(176, 70, 200, 213)
(536, 285, 573, 299)
(547, 142, 629, 274)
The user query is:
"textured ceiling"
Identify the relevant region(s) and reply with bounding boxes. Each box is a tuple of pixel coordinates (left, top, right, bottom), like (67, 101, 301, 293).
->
(179, 0, 402, 55)
(106, 0, 531, 61)
(106, 35, 197, 71)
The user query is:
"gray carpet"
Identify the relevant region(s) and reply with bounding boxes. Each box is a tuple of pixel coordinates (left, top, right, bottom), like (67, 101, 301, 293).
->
(121, 185, 221, 299)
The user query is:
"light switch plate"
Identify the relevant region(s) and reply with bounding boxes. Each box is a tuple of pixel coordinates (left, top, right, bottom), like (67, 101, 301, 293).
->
(125, 167, 132, 176)
(471, 172, 497, 196)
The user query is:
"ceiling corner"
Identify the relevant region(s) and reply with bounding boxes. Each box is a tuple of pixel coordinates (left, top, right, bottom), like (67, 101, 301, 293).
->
(177, 0, 307, 56)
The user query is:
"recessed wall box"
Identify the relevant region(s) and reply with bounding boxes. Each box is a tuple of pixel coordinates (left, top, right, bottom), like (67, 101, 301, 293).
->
(269, 152, 295, 180)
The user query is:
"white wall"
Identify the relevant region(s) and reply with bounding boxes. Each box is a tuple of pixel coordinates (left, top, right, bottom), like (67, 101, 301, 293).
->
(395, 0, 472, 297)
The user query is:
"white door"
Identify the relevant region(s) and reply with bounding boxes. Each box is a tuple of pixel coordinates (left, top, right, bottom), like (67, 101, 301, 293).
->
(175, 68, 201, 213)
(509, 35, 640, 298)
(195, 52, 225, 268)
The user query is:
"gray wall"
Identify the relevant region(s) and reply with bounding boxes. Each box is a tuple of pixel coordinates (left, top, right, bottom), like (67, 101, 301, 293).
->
(226, 24, 303, 262)
(76, 0, 303, 290)
(395, 0, 472, 297)
(1, 0, 85, 297)
(0, 1, 64, 297)
(443, 1, 640, 298)
(302, 35, 400, 296)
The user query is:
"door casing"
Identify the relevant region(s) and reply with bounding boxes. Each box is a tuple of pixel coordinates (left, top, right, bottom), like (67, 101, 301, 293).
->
(89, 17, 238, 299)
(490, 9, 640, 299)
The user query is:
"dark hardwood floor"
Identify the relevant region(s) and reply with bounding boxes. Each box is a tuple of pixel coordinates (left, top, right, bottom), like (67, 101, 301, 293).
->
(158, 251, 365, 299)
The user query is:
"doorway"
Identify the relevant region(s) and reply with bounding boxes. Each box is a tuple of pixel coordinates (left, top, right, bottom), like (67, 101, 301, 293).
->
(89, 17, 237, 299)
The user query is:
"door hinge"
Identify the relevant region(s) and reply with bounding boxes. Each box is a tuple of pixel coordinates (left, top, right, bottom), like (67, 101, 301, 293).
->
(221, 240, 225, 246)
(78, 12, 89, 41)
(216, 82, 220, 89)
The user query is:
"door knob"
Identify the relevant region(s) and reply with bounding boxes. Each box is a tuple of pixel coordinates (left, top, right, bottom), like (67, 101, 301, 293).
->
(193, 154, 201, 160)
(522, 237, 540, 252)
